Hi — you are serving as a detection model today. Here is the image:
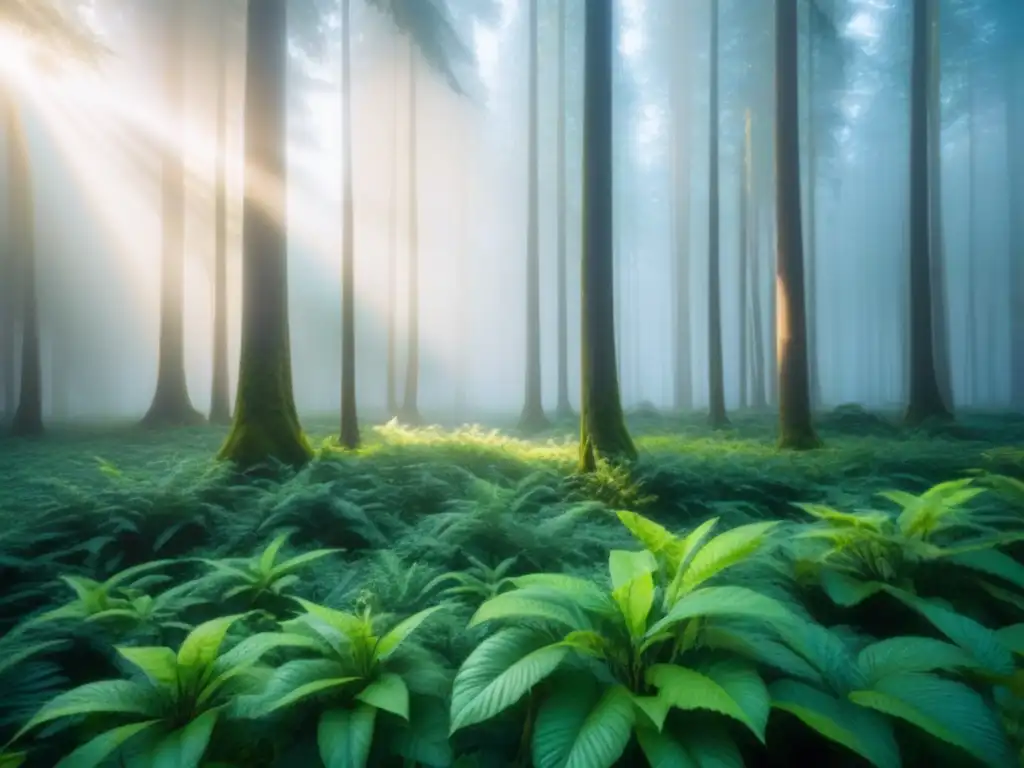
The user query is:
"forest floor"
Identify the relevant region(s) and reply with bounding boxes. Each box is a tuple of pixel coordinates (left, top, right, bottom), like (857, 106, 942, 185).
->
(1, 406, 1023, 766)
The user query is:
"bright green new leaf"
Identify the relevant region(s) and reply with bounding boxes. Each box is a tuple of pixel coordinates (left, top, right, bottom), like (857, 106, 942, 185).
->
(356, 673, 410, 720)
(375, 605, 443, 661)
(680, 521, 780, 594)
(177, 614, 247, 670)
(609, 550, 656, 638)
(117, 647, 178, 688)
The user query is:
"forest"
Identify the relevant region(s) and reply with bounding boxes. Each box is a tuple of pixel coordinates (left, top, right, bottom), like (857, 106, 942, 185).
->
(0, 0, 1022, 766)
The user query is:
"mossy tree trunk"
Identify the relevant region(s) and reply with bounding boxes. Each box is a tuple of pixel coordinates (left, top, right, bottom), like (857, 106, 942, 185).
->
(670, 2, 692, 413)
(519, 0, 548, 434)
(142, 0, 204, 428)
(775, 0, 820, 450)
(706, 0, 728, 429)
(578, 0, 636, 473)
(554, 0, 573, 421)
(339, 0, 359, 449)
(209, 2, 231, 426)
(904, 0, 951, 426)
(399, 42, 421, 426)
(218, 0, 312, 468)
(6, 95, 41, 437)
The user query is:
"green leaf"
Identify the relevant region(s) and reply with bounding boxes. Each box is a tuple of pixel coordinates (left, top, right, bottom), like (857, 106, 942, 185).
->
(680, 521, 780, 594)
(648, 586, 798, 639)
(149, 709, 220, 768)
(318, 705, 376, 768)
(996, 624, 1024, 655)
(679, 724, 745, 768)
(631, 694, 671, 731)
(769, 680, 900, 768)
(700, 627, 823, 685)
(275, 548, 343, 579)
(510, 574, 618, 616)
(948, 550, 1024, 591)
(176, 614, 246, 671)
(450, 629, 569, 733)
(532, 679, 634, 768)
(258, 533, 291, 574)
(117, 647, 178, 688)
(54, 720, 162, 768)
(293, 598, 367, 637)
(469, 591, 585, 630)
(14, 680, 160, 741)
(850, 673, 1016, 768)
(263, 676, 361, 715)
(857, 636, 979, 683)
(636, 727, 697, 768)
(819, 570, 885, 607)
(375, 606, 443, 661)
(608, 550, 656, 638)
(647, 662, 768, 742)
(615, 511, 684, 567)
(883, 588, 1016, 676)
(356, 673, 410, 720)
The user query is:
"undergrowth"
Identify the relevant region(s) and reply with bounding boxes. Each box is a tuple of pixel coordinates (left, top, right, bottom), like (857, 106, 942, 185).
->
(0, 411, 1021, 767)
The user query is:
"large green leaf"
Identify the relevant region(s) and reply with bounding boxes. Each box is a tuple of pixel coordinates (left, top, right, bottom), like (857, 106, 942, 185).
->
(701, 626, 824, 685)
(117, 647, 178, 688)
(510, 574, 618, 616)
(857, 636, 979, 683)
(470, 590, 586, 630)
(531, 677, 633, 768)
(149, 708, 220, 768)
(615, 511, 685, 569)
(647, 586, 797, 639)
(54, 720, 162, 768)
(850, 673, 1016, 768)
(819, 570, 885, 607)
(356, 673, 410, 720)
(996, 624, 1024, 655)
(769, 680, 900, 768)
(258, 533, 291, 574)
(318, 705, 376, 768)
(948, 550, 1024, 591)
(636, 727, 697, 768)
(293, 599, 368, 638)
(647, 663, 768, 741)
(679, 724, 745, 768)
(276, 548, 344, 578)
(15, 680, 161, 741)
(680, 521, 780, 594)
(176, 614, 246, 671)
(450, 628, 569, 733)
(375, 606, 443, 661)
(609, 550, 656, 638)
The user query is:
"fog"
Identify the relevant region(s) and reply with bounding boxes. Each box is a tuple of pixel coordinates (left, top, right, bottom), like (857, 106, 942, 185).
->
(4, 0, 1022, 423)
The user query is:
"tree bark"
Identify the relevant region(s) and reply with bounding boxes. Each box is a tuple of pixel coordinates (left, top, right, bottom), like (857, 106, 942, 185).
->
(965, 67, 977, 405)
(706, 0, 728, 428)
(142, 0, 204, 428)
(6, 96, 41, 437)
(218, 0, 312, 467)
(339, 0, 359, 448)
(904, 0, 951, 425)
(806, 21, 821, 410)
(399, 42, 421, 425)
(671, 2, 692, 413)
(386, 35, 399, 418)
(775, 0, 820, 450)
(738, 110, 750, 410)
(555, 0, 573, 420)
(209, 2, 231, 425)
(750, 197, 767, 409)
(519, 0, 548, 434)
(1009, 48, 1024, 407)
(578, 0, 636, 472)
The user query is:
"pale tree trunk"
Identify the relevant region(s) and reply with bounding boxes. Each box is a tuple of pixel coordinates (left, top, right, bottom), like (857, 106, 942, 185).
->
(209, 2, 231, 425)
(706, 0, 728, 428)
(670, 0, 692, 412)
(738, 111, 750, 410)
(339, 0, 359, 448)
(399, 41, 421, 424)
(555, 0, 573, 419)
(386, 36, 399, 418)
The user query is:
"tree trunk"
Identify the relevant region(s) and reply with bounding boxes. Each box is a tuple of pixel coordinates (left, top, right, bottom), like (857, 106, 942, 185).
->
(6, 96, 41, 437)
(386, 35, 399, 418)
(775, 0, 820, 450)
(671, 2, 692, 413)
(0, 198, 16, 421)
(143, 0, 203, 428)
(806, 25, 821, 410)
(579, 0, 636, 472)
(905, 0, 951, 425)
(519, 0, 548, 433)
(750, 198, 767, 409)
(928, 0, 953, 410)
(1009, 48, 1024, 407)
(555, 0, 573, 420)
(706, 0, 728, 428)
(966, 67, 977, 405)
(209, 3, 231, 425)
(738, 111, 750, 410)
(218, 0, 312, 467)
(399, 42, 421, 425)
(339, 0, 359, 448)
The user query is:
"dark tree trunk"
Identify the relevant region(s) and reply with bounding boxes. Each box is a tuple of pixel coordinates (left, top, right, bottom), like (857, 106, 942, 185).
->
(775, 0, 820, 450)
(738, 110, 750, 410)
(386, 36, 399, 418)
(1009, 49, 1024, 407)
(143, 0, 203, 428)
(339, 0, 359, 449)
(519, 0, 548, 434)
(555, 0, 573, 420)
(671, 2, 693, 413)
(706, 0, 728, 428)
(578, 0, 636, 472)
(218, 0, 312, 467)
(6, 97, 41, 437)
(399, 44, 421, 425)
(905, 0, 951, 425)
(209, 3, 231, 425)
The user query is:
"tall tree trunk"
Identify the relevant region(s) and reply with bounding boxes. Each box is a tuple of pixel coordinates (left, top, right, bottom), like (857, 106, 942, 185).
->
(905, 0, 951, 425)
(579, 0, 636, 472)
(399, 42, 421, 425)
(218, 0, 312, 467)
(738, 110, 750, 410)
(750, 198, 767, 409)
(0, 197, 16, 421)
(966, 68, 977, 405)
(555, 0, 573, 419)
(209, 3, 231, 425)
(386, 35, 399, 418)
(671, 2, 692, 412)
(143, 0, 203, 427)
(928, 0, 953, 409)
(775, 0, 820, 450)
(706, 0, 728, 428)
(1009, 48, 1024, 407)
(519, 0, 548, 433)
(806, 25, 821, 410)
(454, 113, 468, 417)
(339, 0, 359, 448)
(6, 97, 41, 437)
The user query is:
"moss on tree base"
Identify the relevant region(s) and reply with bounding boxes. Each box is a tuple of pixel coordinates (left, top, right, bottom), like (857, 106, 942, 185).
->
(778, 428, 823, 451)
(217, 416, 312, 469)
